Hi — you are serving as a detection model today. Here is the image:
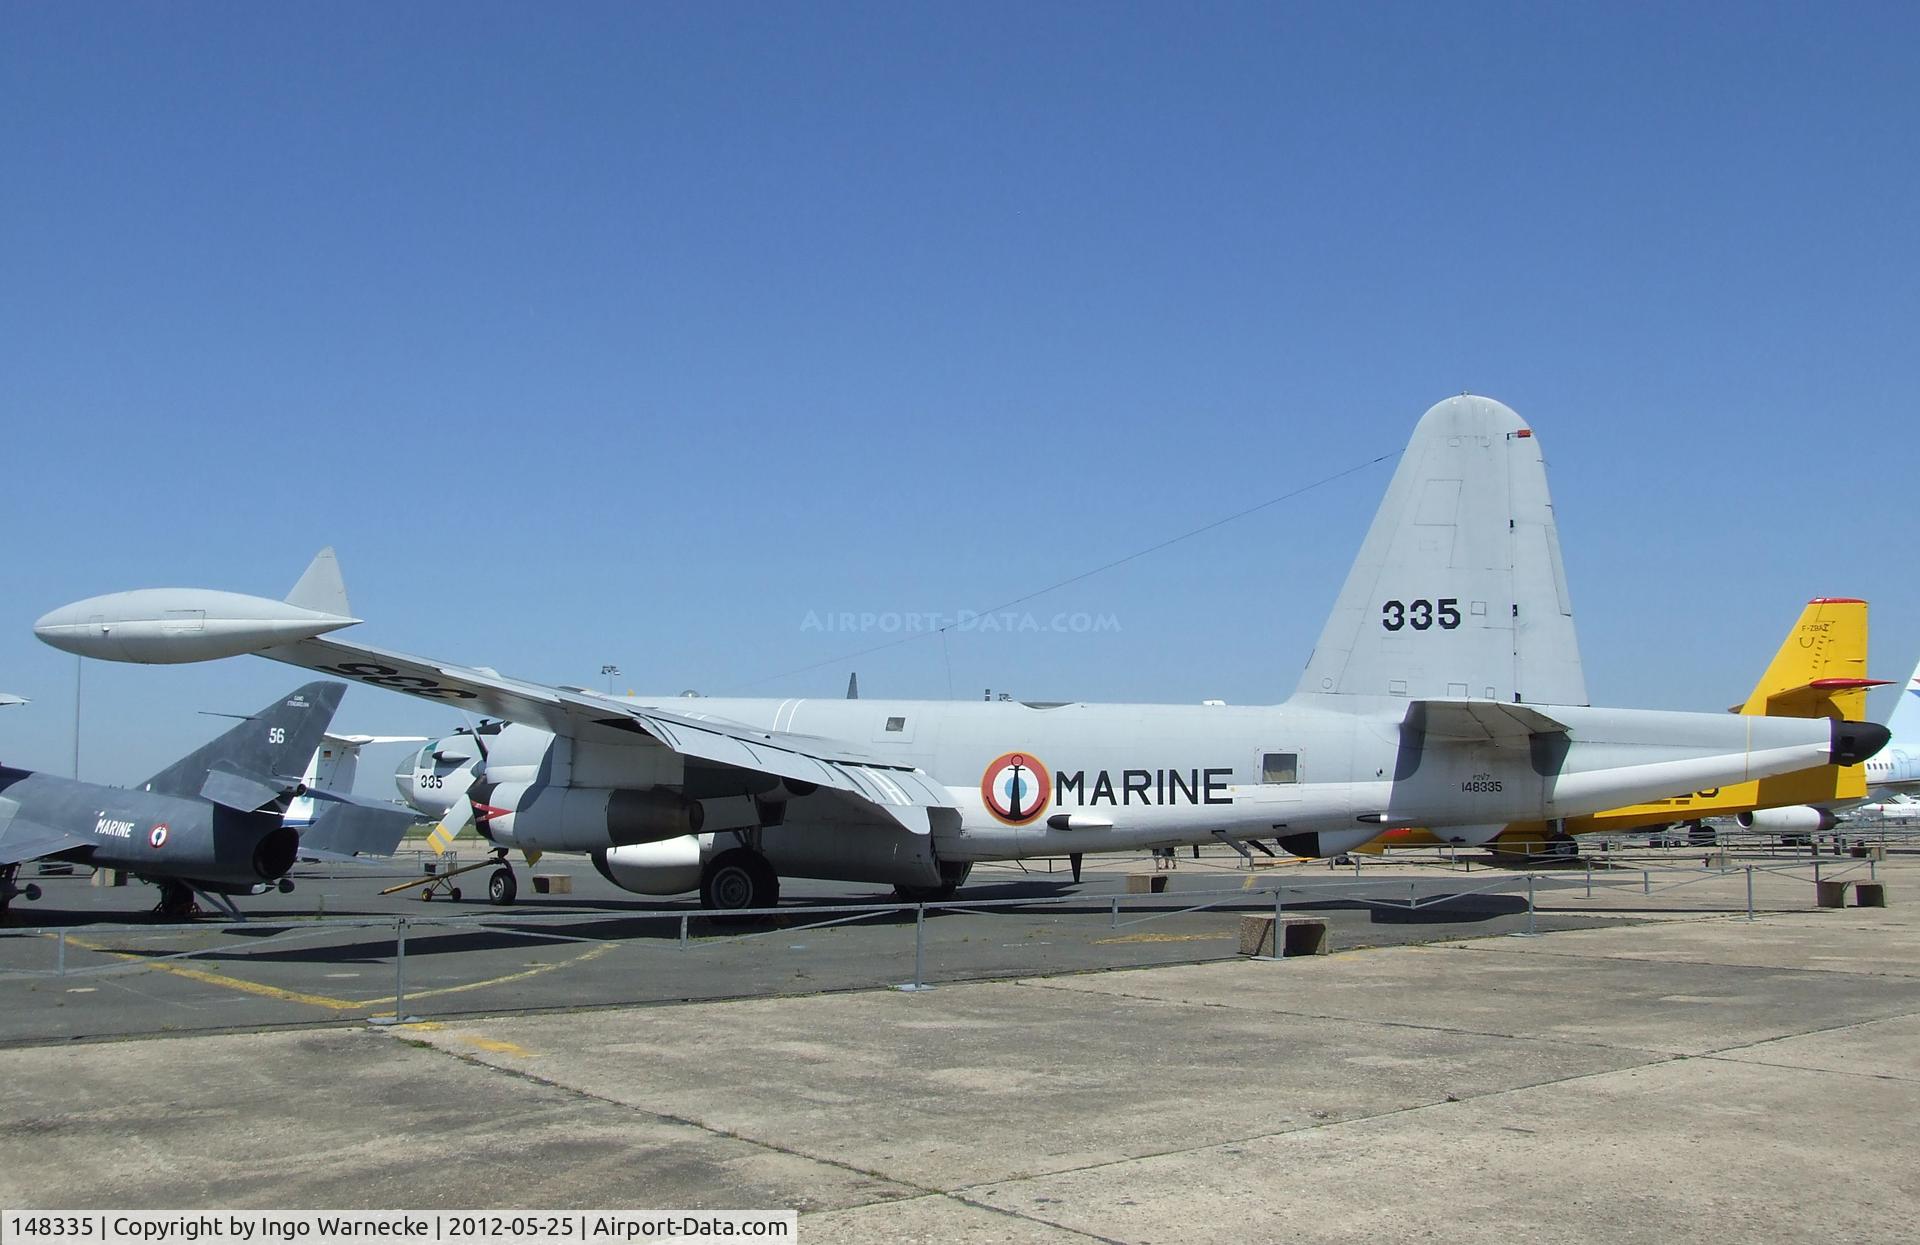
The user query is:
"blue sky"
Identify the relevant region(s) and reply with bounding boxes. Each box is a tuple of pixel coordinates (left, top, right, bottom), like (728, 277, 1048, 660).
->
(3, 3, 1916, 790)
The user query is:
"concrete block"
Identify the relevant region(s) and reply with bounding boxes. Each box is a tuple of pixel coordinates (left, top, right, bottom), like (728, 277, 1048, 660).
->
(90, 868, 128, 888)
(532, 873, 573, 895)
(1816, 880, 1850, 909)
(1239, 913, 1330, 958)
(1854, 883, 1887, 908)
(1126, 873, 1169, 895)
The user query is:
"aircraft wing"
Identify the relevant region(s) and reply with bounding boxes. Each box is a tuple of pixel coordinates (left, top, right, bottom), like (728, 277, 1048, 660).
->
(1406, 700, 1569, 744)
(0, 816, 88, 867)
(256, 636, 955, 833)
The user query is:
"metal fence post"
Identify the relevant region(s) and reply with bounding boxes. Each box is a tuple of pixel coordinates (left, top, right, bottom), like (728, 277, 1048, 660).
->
(912, 904, 926, 988)
(1814, 861, 1821, 886)
(1585, 863, 1593, 899)
(678, 913, 689, 950)
(1643, 869, 1650, 896)
(56, 931, 65, 977)
(1745, 866, 1754, 921)
(1526, 874, 1537, 936)
(395, 917, 409, 1014)
(1110, 894, 1120, 929)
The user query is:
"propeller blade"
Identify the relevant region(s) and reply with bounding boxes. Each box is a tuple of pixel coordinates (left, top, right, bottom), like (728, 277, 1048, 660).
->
(424, 796, 473, 856)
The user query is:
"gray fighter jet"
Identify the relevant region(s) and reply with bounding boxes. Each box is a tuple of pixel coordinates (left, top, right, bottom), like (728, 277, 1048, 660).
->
(35, 396, 1890, 910)
(0, 681, 413, 918)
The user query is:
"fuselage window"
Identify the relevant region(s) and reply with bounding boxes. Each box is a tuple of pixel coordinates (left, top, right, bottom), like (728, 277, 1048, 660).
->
(885, 716, 906, 732)
(1262, 752, 1299, 784)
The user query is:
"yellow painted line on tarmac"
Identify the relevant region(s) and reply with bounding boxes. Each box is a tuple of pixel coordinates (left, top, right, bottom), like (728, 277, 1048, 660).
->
(56, 932, 617, 1014)
(400, 941, 616, 1000)
(58, 934, 362, 1010)
(457, 1035, 537, 1057)
(1093, 932, 1235, 945)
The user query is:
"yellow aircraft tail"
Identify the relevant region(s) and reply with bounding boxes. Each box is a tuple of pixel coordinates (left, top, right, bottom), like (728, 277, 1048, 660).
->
(1735, 597, 1877, 720)
(1581, 598, 1879, 829)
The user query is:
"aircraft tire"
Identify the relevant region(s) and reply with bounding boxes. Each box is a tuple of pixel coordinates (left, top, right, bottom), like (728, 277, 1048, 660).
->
(488, 867, 518, 906)
(1546, 834, 1579, 859)
(701, 849, 779, 913)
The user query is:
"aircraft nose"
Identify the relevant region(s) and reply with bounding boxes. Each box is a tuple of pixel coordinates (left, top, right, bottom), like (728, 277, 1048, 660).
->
(1831, 719, 1892, 766)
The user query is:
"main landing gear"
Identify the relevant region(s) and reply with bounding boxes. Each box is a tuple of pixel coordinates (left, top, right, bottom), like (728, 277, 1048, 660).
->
(487, 857, 518, 906)
(1543, 832, 1580, 859)
(894, 860, 973, 902)
(700, 847, 780, 913)
(155, 880, 200, 919)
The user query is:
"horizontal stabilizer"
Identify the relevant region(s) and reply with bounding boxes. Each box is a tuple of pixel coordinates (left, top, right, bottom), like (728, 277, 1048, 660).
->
(1407, 699, 1569, 743)
(200, 763, 297, 813)
(1749, 677, 1893, 718)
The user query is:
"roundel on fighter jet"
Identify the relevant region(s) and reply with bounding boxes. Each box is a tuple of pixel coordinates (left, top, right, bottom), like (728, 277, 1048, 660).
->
(980, 752, 1050, 826)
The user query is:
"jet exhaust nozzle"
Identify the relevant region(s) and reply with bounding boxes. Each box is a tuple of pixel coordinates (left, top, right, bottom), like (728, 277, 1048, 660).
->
(1830, 720, 1891, 767)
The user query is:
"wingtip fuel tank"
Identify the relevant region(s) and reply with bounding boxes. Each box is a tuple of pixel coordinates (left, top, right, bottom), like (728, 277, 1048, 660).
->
(34, 588, 359, 664)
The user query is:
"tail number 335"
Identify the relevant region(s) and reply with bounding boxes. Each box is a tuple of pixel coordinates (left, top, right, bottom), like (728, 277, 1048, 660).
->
(1382, 598, 1461, 632)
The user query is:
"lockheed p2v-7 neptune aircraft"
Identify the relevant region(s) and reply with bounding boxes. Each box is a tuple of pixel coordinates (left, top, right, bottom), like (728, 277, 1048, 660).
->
(35, 396, 1888, 910)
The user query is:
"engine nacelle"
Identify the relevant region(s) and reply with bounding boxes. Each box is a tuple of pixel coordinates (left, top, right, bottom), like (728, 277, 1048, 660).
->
(1736, 806, 1836, 834)
(593, 836, 705, 895)
(484, 782, 704, 852)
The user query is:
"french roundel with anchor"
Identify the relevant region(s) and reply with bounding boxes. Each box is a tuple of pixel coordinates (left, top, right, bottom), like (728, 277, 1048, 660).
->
(149, 823, 169, 849)
(980, 752, 1051, 826)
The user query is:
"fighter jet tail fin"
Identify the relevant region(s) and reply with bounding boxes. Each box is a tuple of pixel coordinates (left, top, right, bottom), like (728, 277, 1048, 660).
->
(143, 681, 346, 800)
(1735, 599, 1880, 720)
(285, 547, 350, 617)
(1294, 396, 1587, 707)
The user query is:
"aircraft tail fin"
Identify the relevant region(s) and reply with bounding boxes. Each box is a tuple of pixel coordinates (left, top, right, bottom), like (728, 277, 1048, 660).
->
(144, 682, 346, 799)
(285, 547, 350, 617)
(1294, 395, 1586, 707)
(1887, 658, 1920, 745)
(1735, 599, 1879, 720)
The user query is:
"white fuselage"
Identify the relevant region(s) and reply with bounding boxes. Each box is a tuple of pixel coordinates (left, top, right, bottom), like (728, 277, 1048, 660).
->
(404, 691, 1849, 884)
